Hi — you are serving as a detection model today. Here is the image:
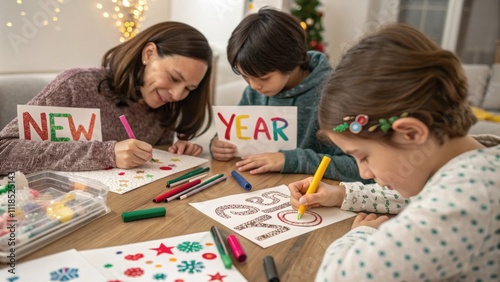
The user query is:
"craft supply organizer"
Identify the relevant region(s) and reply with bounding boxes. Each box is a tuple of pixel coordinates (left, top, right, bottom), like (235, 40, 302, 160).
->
(0, 171, 110, 262)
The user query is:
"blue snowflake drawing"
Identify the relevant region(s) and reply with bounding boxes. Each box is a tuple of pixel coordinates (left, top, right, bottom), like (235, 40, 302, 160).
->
(177, 241, 203, 253)
(153, 273, 167, 280)
(50, 267, 79, 281)
(177, 260, 205, 274)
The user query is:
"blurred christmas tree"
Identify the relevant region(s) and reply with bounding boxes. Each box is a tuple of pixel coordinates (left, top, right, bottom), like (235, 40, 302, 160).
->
(291, 0, 325, 52)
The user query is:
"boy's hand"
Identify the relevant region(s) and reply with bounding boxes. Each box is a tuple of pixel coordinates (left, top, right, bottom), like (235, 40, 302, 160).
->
(210, 136, 237, 161)
(115, 139, 153, 169)
(168, 140, 203, 156)
(288, 177, 346, 210)
(235, 152, 284, 174)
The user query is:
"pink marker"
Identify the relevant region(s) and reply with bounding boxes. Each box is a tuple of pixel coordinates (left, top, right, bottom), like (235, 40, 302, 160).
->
(227, 234, 247, 262)
(119, 114, 136, 139)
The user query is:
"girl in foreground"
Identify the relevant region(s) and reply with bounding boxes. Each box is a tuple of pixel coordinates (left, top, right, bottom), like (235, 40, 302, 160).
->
(289, 23, 500, 281)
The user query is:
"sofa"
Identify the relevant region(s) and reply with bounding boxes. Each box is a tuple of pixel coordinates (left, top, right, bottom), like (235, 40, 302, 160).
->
(463, 64, 500, 135)
(0, 73, 57, 129)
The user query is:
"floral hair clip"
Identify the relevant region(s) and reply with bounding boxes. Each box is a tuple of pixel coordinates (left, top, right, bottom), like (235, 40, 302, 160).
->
(332, 113, 408, 134)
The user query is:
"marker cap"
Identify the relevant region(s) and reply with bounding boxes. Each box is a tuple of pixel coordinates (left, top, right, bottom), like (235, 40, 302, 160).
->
(122, 207, 166, 222)
(231, 170, 252, 190)
(227, 234, 247, 262)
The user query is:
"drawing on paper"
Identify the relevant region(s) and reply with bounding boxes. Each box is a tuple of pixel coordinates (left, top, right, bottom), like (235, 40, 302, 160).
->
(6, 233, 247, 281)
(65, 149, 208, 194)
(190, 185, 356, 248)
(80, 231, 247, 281)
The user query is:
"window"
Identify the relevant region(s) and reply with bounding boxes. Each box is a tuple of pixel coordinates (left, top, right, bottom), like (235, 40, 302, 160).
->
(399, 0, 449, 45)
(398, 0, 500, 64)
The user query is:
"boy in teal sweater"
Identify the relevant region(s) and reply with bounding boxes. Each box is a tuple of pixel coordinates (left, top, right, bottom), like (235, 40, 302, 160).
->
(210, 7, 365, 182)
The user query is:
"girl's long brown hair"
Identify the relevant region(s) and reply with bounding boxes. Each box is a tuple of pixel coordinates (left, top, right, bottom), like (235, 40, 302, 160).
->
(101, 21, 213, 140)
(319, 23, 476, 144)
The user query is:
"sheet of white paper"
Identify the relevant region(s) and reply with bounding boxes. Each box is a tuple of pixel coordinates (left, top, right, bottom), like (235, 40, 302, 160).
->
(213, 106, 297, 156)
(65, 149, 209, 194)
(0, 249, 106, 281)
(80, 231, 247, 281)
(17, 105, 102, 142)
(190, 185, 356, 248)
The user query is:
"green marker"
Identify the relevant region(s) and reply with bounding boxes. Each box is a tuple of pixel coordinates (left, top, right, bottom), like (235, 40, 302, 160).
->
(122, 207, 166, 222)
(166, 167, 210, 187)
(170, 173, 224, 201)
(210, 225, 232, 269)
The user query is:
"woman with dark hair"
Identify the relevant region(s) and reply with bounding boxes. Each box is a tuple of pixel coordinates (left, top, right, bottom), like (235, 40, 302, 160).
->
(0, 21, 213, 175)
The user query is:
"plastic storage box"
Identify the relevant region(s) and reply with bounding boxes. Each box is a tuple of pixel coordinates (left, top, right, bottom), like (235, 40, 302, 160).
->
(0, 171, 110, 262)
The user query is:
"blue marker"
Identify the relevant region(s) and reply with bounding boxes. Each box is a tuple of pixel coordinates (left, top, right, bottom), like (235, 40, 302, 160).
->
(231, 170, 252, 191)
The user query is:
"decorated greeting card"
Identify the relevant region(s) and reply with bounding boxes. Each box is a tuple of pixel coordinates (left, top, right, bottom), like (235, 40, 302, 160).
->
(190, 185, 356, 248)
(80, 231, 247, 281)
(213, 106, 297, 156)
(66, 149, 209, 194)
(0, 249, 106, 281)
(17, 105, 102, 142)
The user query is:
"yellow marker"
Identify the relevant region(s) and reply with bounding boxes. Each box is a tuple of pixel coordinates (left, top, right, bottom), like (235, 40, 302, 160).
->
(297, 156, 331, 220)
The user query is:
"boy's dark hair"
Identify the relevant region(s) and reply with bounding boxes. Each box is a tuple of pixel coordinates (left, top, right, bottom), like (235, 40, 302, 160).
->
(227, 7, 309, 77)
(101, 21, 213, 140)
(318, 23, 476, 144)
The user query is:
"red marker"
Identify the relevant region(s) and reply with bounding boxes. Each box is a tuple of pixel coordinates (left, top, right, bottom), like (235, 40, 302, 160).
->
(152, 179, 201, 203)
(227, 234, 247, 262)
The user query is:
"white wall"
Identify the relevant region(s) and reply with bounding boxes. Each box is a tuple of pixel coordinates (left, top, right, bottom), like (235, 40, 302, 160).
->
(168, 0, 245, 53)
(167, 0, 373, 85)
(322, 0, 372, 66)
(166, 0, 246, 86)
(0, 0, 168, 73)
(0, 0, 374, 76)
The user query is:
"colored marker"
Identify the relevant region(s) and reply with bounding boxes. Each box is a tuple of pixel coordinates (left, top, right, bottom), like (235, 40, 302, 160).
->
(227, 234, 247, 262)
(119, 114, 136, 139)
(119, 114, 154, 161)
(210, 225, 232, 269)
(263, 256, 280, 282)
(122, 207, 166, 222)
(231, 170, 252, 190)
(175, 174, 224, 199)
(179, 175, 227, 200)
(166, 167, 210, 187)
(168, 173, 208, 188)
(16, 220, 60, 244)
(153, 179, 202, 203)
(297, 156, 331, 220)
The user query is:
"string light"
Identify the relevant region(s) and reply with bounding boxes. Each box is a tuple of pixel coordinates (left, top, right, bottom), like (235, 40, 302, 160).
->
(97, 0, 148, 42)
(5, 0, 64, 29)
(248, 0, 254, 11)
(246, 0, 255, 14)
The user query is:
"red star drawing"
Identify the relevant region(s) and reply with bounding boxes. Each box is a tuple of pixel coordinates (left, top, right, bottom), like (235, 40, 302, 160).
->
(208, 272, 227, 281)
(150, 243, 175, 256)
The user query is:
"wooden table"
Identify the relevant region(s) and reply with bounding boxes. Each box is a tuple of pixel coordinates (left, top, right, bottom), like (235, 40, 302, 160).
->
(18, 159, 354, 281)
